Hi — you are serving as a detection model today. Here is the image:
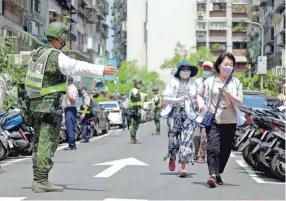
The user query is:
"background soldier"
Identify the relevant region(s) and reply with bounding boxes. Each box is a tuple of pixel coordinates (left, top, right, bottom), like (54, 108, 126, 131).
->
(23, 21, 117, 193)
(79, 86, 91, 143)
(152, 87, 162, 135)
(120, 93, 130, 130)
(128, 79, 145, 144)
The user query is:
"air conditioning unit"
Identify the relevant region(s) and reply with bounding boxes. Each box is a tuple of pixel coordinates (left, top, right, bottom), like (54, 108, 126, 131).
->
(198, 12, 204, 16)
(82, 44, 87, 52)
(27, 21, 38, 36)
(20, 51, 32, 63)
(122, 21, 127, 31)
(7, 54, 21, 66)
(1, 29, 7, 37)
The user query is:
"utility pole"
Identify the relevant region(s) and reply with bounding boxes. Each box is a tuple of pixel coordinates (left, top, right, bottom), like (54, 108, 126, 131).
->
(244, 21, 265, 91)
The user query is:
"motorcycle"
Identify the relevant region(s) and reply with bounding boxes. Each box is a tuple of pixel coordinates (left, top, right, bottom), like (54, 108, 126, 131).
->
(0, 130, 11, 160)
(0, 109, 34, 156)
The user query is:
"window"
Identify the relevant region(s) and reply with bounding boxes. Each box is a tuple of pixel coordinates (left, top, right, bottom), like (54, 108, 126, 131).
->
(34, 0, 41, 13)
(233, 42, 247, 49)
(197, 22, 206, 29)
(197, 3, 206, 11)
(213, 3, 226, 11)
(271, 28, 274, 40)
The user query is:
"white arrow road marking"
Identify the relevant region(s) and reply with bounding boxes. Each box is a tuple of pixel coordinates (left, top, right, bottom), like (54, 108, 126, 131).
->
(0, 197, 27, 201)
(94, 157, 149, 178)
(104, 199, 148, 201)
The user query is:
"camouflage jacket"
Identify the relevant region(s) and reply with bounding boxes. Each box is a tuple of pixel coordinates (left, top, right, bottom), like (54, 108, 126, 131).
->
(26, 46, 66, 114)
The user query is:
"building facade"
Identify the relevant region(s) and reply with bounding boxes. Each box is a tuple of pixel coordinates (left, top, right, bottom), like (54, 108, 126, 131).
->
(196, 0, 248, 72)
(247, 0, 285, 80)
(112, 0, 250, 82)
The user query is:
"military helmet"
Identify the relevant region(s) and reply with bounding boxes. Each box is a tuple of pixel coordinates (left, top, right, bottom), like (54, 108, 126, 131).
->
(152, 87, 159, 92)
(44, 22, 69, 41)
(134, 78, 142, 84)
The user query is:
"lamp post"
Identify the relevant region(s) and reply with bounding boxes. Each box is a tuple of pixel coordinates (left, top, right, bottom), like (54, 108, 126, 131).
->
(245, 21, 264, 91)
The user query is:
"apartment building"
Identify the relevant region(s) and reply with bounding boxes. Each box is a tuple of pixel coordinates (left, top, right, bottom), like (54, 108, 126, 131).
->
(111, 0, 127, 64)
(196, 0, 248, 72)
(0, 0, 109, 63)
(0, 0, 47, 56)
(112, 0, 197, 83)
(247, 0, 285, 79)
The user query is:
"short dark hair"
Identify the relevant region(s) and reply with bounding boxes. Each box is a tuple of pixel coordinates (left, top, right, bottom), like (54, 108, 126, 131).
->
(214, 52, 236, 74)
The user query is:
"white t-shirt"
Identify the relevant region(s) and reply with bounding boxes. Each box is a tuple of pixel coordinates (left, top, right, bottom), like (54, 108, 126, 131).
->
(66, 84, 78, 107)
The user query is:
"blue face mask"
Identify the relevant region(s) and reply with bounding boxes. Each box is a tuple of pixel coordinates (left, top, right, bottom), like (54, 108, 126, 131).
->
(202, 71, 212, 78)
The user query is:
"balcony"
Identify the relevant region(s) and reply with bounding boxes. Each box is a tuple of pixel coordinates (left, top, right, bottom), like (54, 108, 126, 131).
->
(78, 6, 87, 18)
(248, 0, 260, 14)
(210, 43, 226, 52)
(232, 23, 247, 32)
(196, 22, 207, 31)
(232, 4, 247, 13)
(209, 22, 227, 30)
(260, 0, 269, 7)
(196, 33, 206, 42)
(32, 11, 45, 26)
(103, 1, 109, 15)
(232, 49, 247, 56)
(197, 3, 206, 12)
(86, 8, 98, 23)
(276, 33, 285, 47)
(274, 0, 285, 13)
(10, 0, 29, 11)
(210, 3, 226, 17)
(209, 30, 226, 42)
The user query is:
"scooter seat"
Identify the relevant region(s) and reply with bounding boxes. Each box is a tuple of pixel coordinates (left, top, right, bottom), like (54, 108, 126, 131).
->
(13, 139, 29, 150)
(10, 131, 23, 140)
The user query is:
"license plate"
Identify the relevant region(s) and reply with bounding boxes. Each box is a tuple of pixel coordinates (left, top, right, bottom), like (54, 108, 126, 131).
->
(7, 140, 13, 148)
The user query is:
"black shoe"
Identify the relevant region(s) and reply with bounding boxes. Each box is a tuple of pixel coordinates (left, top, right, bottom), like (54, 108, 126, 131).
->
(207, 176, 217, 188)
(64, 147, 77, 150)
(216, 175, 223, 185)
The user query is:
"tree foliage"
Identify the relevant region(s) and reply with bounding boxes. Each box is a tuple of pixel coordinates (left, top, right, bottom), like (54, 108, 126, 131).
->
(96, 61, 165, 101)
(239, 70, 279, 96)
(161, 42, 213, 77)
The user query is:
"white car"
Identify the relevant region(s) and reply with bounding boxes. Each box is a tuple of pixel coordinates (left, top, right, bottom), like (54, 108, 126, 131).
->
(99, 101, 123, 128)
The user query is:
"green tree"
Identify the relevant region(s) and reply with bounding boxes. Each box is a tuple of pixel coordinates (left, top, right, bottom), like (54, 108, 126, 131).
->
(239, 70, 279, 96)
(161, 42, 213, 77)
(98, 60, 165, 101)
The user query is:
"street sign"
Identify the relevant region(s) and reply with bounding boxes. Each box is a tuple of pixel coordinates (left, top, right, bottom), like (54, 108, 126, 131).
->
(105, 58, 118, 81)
(93, 157, 148, 178)
(94, 56, 106, 65)
(257, 56, 267, 74)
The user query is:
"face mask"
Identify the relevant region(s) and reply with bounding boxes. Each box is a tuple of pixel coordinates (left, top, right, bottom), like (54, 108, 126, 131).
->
(202, 71, 212, 78)
(179, 70, 191, 79)
(136, 84, 142, 89)
(220, 65, 233, 76)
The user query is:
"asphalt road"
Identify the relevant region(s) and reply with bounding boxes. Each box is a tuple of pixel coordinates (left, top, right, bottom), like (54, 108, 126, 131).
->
(0, 120, 285, 201)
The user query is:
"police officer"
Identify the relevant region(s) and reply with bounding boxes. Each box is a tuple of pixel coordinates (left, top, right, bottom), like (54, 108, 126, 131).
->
(128, 79, 145, 144)
(120, 93, 130, 130)
(22, 21, 117, 193)
(79, 86, 91, 143)
(152, 87, 162, 135)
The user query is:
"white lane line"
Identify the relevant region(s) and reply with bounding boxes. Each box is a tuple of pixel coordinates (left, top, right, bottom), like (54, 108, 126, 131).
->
(230, 152, 236, 157)
(236, 160, 266, 183)
(0, 130, 122, 167)
(0, 197, 26, 201)
(104, 199, 148, 201)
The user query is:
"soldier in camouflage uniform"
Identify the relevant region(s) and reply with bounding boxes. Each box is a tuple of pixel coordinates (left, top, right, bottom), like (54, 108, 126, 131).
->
(128, 79, 145, 144)
(22, 21, 117, 193)
(152, 87, 162, 135)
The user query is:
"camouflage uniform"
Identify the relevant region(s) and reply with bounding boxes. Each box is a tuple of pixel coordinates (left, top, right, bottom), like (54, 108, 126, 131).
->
(24, 45, 65, 193)
(22, 21, 108, 193)
(129, 79, 144, 144)
(152, 88, 162, 135)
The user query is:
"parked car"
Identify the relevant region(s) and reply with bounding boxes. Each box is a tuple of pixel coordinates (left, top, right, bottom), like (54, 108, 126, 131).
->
(77, 97, 110, 136)
(99, 101, 123, 128)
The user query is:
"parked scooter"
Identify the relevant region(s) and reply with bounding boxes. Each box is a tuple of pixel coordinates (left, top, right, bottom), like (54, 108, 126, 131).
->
(0, 130, 11, 160)
(0, 108, 34, 156)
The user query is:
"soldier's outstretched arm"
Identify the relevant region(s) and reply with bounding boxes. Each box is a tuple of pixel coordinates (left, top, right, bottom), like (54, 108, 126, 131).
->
(58, 53, 118, 77)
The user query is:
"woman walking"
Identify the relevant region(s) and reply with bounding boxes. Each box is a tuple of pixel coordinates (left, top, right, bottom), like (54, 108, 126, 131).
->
(197, 52, 245, 187)
(161, 61, 199, 177)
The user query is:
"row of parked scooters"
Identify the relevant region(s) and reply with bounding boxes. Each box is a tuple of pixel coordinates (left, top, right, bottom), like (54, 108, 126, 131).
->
(0, 106, 34, 161)
(233, 102, 285, 182)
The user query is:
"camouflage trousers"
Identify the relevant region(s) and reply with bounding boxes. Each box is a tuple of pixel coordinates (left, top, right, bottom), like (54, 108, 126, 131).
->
(31, 113, 62, 183)
(130, 112, 141, 139)
(154, 109, 161, 133)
